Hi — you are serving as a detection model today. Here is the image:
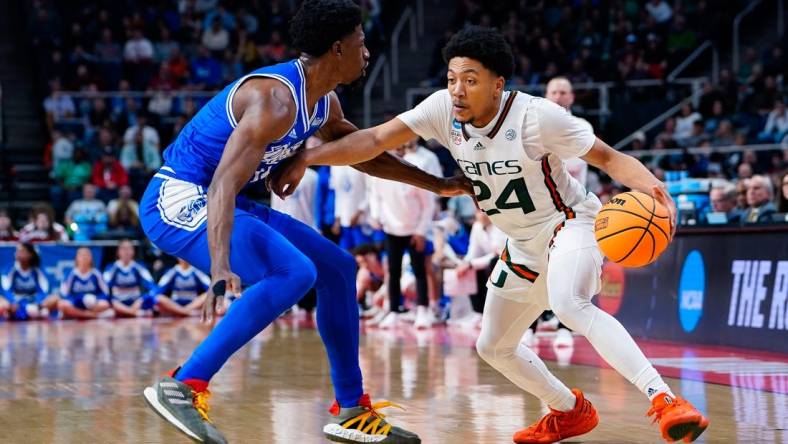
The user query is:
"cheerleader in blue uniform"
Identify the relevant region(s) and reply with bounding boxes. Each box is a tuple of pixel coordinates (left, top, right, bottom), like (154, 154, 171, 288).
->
(103, 240, 158, 317)
(0, 243, 57, 320)
(57, 247, 112, 319)
(153, 258, 211, 316)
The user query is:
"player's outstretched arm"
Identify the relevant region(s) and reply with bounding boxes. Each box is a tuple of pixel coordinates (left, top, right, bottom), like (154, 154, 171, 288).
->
(204, 79, 294, 323)
(269, 92, 471, 198)
(582, 137, 677, 236)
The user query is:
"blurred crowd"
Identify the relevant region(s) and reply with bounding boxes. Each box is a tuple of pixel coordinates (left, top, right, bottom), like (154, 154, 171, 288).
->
(424, 0, 746, 87)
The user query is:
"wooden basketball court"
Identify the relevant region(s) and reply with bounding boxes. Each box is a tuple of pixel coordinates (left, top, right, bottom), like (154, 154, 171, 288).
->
(0, 317, 785, 443)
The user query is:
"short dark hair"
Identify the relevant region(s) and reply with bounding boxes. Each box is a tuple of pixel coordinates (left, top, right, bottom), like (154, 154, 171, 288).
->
(290, 0, 362, 57)
(442, 26, 514, 79)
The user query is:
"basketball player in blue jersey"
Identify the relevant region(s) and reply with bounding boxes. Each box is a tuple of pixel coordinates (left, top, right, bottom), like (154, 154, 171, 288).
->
(104, 240, 159, 317)
(0, 243, 56, 320)
(58, 248, 112, 319)
(139, 1, 469, 442)
(153, 258, 211, 315)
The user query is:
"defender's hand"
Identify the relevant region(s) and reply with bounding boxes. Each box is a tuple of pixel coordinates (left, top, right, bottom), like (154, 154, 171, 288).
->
(203, 271, 241, 326)
(438, 173, 474, 197)
(267, 154, 307, 199)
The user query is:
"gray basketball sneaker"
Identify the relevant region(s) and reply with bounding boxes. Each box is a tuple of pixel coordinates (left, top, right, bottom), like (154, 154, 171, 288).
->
(323, 394, 421, 443)
(143, 374, 227, 444)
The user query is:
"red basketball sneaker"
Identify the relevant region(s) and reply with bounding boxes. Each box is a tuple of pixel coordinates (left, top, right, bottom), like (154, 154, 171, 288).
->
(513, 389, 599, 444)
(647, 393, 709, 442)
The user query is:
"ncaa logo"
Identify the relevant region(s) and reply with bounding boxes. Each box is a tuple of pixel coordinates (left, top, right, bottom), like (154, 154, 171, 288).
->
(678, 250, 705, 332)
(505, 129, 516, 140)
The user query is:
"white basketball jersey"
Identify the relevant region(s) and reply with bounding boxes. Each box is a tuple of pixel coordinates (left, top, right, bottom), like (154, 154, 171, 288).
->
(446, 91, 599, 241)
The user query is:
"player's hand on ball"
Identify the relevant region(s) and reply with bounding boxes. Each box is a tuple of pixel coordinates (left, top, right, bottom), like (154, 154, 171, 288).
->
(267, 154, 307, 199)
(439, 173, 473, 197)
(203, 271, 241, 326)
(652, 185, 676, 239)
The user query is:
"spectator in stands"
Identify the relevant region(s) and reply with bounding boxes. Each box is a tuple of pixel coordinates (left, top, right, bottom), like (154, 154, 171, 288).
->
(221, 48, 244, 83)
(674, 103, 702, 143)
(261, 31, 290, 64)
(65, 183, 108, 240)
(666, 14, 697, 63)
(122, 112, 160, 150)
(704, 100, 728, 133)
(164, 46, 189, 85)
(708, 184, 743, 224)
(51, 147, 93, 211)
(236, 7, 259, 34)
(743, 175, 778, 223)
(447, 195, 477, 230)
(107, 185, 141, 237)
(202, 17, 230, 53)
(123, 27, 155, 89)
(751, 75, 780, 114)
(154, 27, 179, 64)
(58, 247, 112, 319)
(452, 211, 506, 330)
(778, 172, 788, 213)
(270, 167, 319, 230)
(0, 210, 19, 241)
(758, 99, 788, 143)
(123, 27, 154, 63)
(43, 78, 75, 133)
(368, 143, 436, 330)
(712, 120, 736, 147)
(95, 28, 123, 68)
(190, 45, 222, 90)
(353, 244, 386, 319)
(19, 204, 68, 242)
(92, 146, 129, 201)
(737, 162, 754, 180)
(49, 130, 74, 171)
(1, 243, 57, 320)
(331, 165, 369, 250)
(121, 126, 162, 196)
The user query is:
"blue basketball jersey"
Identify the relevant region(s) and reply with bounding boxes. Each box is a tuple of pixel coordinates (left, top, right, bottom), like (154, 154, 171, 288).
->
(60, 269, 108, 299)
(156, 264, 211, 302)
(103, 260, 156, 301)
(1, 263, 49, 304)
(162, 59, 330, 187)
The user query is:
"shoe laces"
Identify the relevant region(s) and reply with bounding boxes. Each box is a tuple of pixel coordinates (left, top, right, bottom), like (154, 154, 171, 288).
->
(193, 389, 213, 423)
(532, 398, 590, 436)
(646, 396, 686, 424)
(341, 400, 405, 436)
(531, 412, 562, 435)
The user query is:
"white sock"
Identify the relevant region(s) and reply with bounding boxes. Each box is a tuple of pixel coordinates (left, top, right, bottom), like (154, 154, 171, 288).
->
(632, 365, 674, 401)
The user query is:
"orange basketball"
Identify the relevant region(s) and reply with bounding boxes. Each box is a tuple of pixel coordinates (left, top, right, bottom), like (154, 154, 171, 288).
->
(594, 191, 672, 268)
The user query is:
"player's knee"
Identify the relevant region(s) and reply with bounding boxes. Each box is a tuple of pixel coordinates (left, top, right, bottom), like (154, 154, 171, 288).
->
(549, 293, 592, 329)
(475, 336, 498, 365)
(285, 253, 318, 294)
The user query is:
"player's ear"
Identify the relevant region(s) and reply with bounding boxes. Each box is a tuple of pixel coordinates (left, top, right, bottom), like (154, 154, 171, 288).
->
(496, 76, 505, 91)
(333, 41, 342, 57)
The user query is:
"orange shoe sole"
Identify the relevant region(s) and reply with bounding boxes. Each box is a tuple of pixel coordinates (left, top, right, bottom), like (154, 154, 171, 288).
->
(663, 412, 709, 442)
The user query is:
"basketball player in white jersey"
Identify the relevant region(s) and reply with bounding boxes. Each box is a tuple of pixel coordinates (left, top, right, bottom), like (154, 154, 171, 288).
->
(270, 26, 708, 444)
